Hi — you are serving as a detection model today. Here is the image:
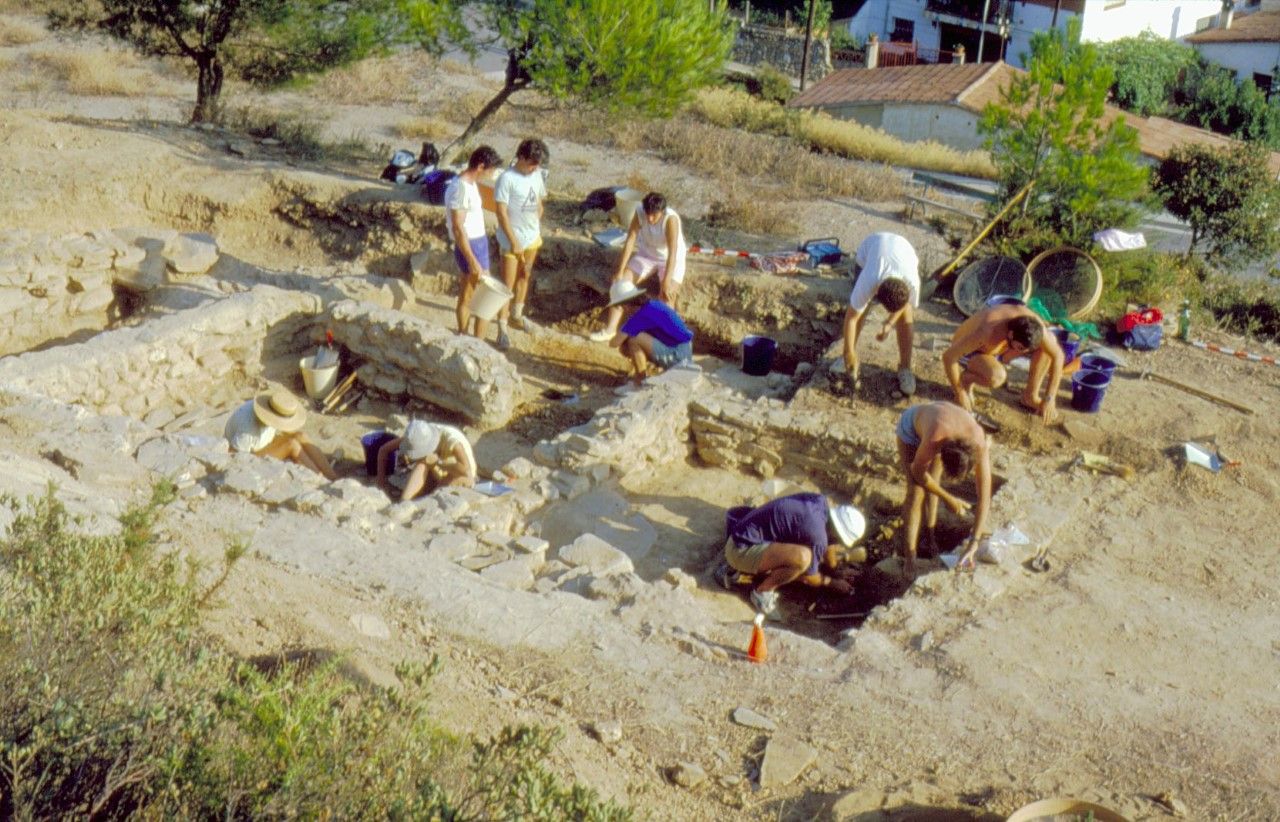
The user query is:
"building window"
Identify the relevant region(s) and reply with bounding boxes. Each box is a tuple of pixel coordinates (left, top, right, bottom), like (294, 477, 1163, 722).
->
(1254, 73, 1273, 99)
(892, 17, 915, 42)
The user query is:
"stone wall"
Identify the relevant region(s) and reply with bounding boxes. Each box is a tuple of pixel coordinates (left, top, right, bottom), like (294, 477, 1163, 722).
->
(324, 300, 520, 429)
(0, 228, 221, 357)
(533, 366, 705, 475)
(732, 26, 832, 83)
(0, 285, 319, 422)
(689, 394, 900, 495)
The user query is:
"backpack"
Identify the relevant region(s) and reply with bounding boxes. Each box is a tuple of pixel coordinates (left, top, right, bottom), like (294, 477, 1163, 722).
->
(1116, 307, 1163, 351)
(379, 149, 418, 183)
(422, 169, 457, 206)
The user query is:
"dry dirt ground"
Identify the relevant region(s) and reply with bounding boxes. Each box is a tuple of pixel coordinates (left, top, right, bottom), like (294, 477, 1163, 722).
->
(3, 14, 1280, 820)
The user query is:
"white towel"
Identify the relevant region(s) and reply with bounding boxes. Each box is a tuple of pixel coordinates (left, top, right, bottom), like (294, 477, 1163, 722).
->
(1092, 228, 1147, 252)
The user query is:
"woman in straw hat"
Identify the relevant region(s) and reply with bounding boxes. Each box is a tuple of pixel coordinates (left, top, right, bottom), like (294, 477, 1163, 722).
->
(223, 389, 337, 480)
(374, 419, 477, 501)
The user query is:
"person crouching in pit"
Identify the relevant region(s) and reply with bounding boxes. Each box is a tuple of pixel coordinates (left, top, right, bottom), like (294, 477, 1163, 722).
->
(224, 389, 337, 480)
(722, 493, 864, 621)
(375, 420, 477, 501)
(603, 282, 695, 395)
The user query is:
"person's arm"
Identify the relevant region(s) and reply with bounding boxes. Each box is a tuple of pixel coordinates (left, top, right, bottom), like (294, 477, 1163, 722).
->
(495, 201, 520, 256)
(957, 444, 992, 569)
(399, 461, 428, 501)
(942, 328, 983, 411)
(449, 441, 476, 480)
(877, 306, 908, 341)
(612, 213, 641, 280)
(842, 306, 863, 378)
(450, 208, 483, 276)
(375, 436, 403, 487)
(659, 214, 681, 303)
(911, 441, 971, 516)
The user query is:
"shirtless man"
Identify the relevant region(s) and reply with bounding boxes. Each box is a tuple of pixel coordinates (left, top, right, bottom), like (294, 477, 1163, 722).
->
(942, 303, 1065, 423)
(895, 401, 991, 580)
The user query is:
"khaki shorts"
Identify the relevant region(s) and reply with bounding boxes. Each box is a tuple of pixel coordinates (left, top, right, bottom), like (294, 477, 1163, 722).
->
(499, 235, 542, 260)
(724, 536, 769, 574)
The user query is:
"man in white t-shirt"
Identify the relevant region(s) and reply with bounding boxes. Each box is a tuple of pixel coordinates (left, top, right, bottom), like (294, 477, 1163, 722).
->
(841, 232, 921, 396)
(445, 145, 502, 339)
(494, 138, 549, 349)
(223, 389, 337, 479)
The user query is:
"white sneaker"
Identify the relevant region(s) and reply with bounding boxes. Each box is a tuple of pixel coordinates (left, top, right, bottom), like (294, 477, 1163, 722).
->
(589, 329, 615, 343)
(897, 368, 917, 396)
(750, 589, 781, 621)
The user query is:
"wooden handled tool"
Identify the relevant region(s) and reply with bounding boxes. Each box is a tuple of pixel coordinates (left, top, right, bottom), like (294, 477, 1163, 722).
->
(321, 371, 358, 413)
(1136, 369, 1255, 415)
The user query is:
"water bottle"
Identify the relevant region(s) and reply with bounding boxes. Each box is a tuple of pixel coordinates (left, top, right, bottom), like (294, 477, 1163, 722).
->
(1177, 299, 1191, 341)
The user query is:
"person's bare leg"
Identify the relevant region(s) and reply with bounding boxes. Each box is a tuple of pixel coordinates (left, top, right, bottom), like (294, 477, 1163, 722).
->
(898, 439, 925, 578)
(622, 338, 650, 384)
(961, 355, 1006, 407)
(922, 455, 942, 555)
(296, 435, 337, 480)
(1022, 348, 1051, 410)
(896, 305, 914, 370)
(514, 248, 538, 312)
(497, 252, 519, 325)
(457, 272, 478, 335)
(753, 542, 812, 593)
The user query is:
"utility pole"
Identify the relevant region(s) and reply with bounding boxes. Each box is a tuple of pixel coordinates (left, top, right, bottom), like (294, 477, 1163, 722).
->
(800, 0, 817, 91)
(1052, 0, 1063, 28)
(977, 0, 992, 63)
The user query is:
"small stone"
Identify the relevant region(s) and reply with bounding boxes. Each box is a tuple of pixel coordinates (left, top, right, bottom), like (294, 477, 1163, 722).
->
(669, 762, 707, 789)
(830, 787, 885, 820)
(731, 707, 777, 732)
(426, 532, 478, 561)
(759, 734, 816, 789)
(718, 775, 742, 788)
(557, 533, 634, 576)
(459, 551, 510, 572)
(663, 567, 697, 591)
(511, 535, 550, 554)
(589, 719, 623, 745)
(913, 631, 935, 652)
(349, 613, 391, 639)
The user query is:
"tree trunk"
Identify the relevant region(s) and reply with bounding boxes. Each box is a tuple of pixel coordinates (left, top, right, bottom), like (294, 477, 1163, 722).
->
(444, 47, 529, 158)
(799, 0, 816, 92)
(192, 54, 224, 123)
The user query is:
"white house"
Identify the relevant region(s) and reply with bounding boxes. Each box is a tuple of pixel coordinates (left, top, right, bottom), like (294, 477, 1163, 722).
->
(1186, 3, 1280, 94)
(845, 0, 1225, 68)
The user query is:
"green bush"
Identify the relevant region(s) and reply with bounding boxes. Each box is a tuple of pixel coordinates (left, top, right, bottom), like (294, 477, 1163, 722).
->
(0, 487, 630, 819)
(1093, 248, 1201, 318)
(1200, 276, 1280, 340)
(756, 65, 794, 105)
(1098, 33, 1198, 117)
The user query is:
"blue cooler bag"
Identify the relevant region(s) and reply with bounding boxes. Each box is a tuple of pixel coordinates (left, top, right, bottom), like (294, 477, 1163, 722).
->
(800, 237, 842, 268)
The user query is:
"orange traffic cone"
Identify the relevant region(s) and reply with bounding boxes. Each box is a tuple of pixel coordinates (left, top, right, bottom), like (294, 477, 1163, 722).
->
(746, 613, 768, 663)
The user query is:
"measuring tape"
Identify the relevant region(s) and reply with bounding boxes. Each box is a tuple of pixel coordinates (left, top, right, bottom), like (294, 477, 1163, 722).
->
(687, 244, 759, 260)
(1188, 339, 1278, 366)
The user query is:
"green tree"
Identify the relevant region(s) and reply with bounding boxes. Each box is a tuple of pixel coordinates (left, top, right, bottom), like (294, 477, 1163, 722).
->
(1097, 32, 1198, 117)
(1153, 142, 1280, 265)
(979, 19, 1149, 245)
(50, 0, 414, 123)
(420, 0, 735, 149)
(1177, 63, 1280, 146)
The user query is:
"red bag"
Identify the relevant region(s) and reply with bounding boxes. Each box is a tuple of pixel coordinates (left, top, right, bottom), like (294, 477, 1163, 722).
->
(1115, 307, 1162, 333)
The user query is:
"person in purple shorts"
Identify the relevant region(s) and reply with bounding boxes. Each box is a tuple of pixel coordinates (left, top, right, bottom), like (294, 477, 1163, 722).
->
(445, 145, 502, 338)
(604, 284, 695, 394)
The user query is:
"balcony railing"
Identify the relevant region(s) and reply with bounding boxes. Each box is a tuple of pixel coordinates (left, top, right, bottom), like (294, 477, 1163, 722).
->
(925, 0, 1003, 24)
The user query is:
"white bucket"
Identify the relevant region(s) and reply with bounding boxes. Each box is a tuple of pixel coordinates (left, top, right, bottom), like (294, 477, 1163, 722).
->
(613, 187, 644, 228)
(299, 355, 339, 400)
(470, 274, 514, 321)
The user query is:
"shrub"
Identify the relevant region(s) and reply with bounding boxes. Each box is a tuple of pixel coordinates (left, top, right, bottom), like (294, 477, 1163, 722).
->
(0, 487, 631, 819)
(1200, 276, 1280, 340)
(310, 55, 423, 105)
(29, 49, 149, 96)
(704, 182, 799, 235)
(1093, 248, 1201, 317)
(0, 16, 45, 45)
(391, 115, 452, 141)
(756, 64, 794, 104)
(1098, 33, 1198, 117)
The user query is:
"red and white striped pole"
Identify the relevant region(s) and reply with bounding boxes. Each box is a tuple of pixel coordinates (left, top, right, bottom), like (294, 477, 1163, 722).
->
(1188, 339, 1278, 366)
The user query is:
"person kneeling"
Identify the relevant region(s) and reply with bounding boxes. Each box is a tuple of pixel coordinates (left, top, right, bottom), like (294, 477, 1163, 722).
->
(724, 492, 864, 620)
(224, 390, 337, 480)
(604, 284, 695, 395)
(375, 420, 477, 502)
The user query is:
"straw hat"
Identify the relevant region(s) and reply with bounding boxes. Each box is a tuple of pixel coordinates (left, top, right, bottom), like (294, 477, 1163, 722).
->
(253, 390, 306, 432)
(828, 504, 866, 548)
(606, 280, 646, 308)
(401, 420, 441, 462)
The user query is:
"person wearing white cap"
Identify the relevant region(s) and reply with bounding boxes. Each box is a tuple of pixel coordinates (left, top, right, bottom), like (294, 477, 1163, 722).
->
(598, 283, 695, 395)
(374, 419, 477, 501)
(589, 191, 687, 342)
(223, 389, 337, 480)
(721, 492, 864, 621)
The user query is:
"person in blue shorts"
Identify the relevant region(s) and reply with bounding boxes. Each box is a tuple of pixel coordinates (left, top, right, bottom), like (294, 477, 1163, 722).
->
(445, 145, 503, 340)
(604, 283, 696, 395)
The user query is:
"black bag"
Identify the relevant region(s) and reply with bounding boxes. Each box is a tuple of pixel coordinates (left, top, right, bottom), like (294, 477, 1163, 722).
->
(422, 169, 457, 206)
(418, 142, 440, 167)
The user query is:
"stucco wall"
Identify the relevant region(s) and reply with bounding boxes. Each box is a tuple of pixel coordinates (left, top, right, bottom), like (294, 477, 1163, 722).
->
(881, 104, 984, 150)
(1194, 40, 1280, 83)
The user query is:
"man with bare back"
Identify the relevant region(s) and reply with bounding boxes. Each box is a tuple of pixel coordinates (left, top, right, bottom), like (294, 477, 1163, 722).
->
(942, 303, 1065, 423)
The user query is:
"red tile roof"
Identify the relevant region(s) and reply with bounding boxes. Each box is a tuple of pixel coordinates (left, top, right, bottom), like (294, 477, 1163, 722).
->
(1186, 10, 1280, 43)
(788, 61, 1280, 171)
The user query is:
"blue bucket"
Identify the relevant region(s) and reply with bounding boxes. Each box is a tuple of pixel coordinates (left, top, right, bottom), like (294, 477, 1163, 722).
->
(1052, 328, 1079, 365)
(741, 335, 778, 376)
(361, 430, 396, 476)
(1079, 353, 1117, 380)
(1070, 369, 1111, 413)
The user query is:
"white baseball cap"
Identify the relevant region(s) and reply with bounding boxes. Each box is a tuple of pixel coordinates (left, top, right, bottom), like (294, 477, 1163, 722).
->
(828, 504, 866, 547)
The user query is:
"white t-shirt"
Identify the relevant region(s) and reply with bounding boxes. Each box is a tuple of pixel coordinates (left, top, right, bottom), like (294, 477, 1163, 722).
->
(444, 177, 486, 243)
(224, 399, 275, 453)
(633, 207, 687, 284)
(848, 232, 920, 313)
(494, 167, 546, 249)
(390, 423, 476, 488)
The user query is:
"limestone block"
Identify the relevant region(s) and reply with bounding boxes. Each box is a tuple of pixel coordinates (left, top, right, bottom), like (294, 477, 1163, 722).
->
(385, 501, 419, 525)
(327, 478, 390, 516)
(425, 532, 479, 562)
(479, 555, 540, 590)
(166, 233, 219, 275)
(113, 248, 167, 292)
(459, 502, 514, 535)
(289, 488, 332, 515)
(71, 284, 114, 314)
(557, 534, 634, 576)
(759, 734, 816, 789)
(549, 470, 591, 500)
(511, 535, 550, 555)
(583, 571, 646, 604)
(64, 236, 115, 270)
(134, 436, 206, 486)
(501, 456, 540, 479)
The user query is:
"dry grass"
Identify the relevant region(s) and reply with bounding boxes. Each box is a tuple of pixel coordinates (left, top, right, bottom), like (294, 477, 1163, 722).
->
(704, 182, 799, 236)
(439, 88, 507, 128)
(390, 116, 452, 142)
(29, 49, 150, 96)
(0, 16, 45, 46)
(312, 56, 421, 106)
(689, 86, 997, 179)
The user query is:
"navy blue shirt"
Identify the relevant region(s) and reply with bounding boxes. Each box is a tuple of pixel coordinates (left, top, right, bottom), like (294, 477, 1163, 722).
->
(620, 300, 694, 347)
(729, 493, 829, 576)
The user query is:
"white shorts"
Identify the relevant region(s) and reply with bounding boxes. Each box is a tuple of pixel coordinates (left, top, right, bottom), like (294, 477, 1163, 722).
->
(628, 252, 685, 286)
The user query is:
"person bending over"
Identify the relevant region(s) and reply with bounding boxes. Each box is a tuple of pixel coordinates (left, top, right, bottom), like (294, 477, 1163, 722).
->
(841, 232, 921, 396)
(224, 390, 337, 480)
(590, 192, 688, 342)
(375, 419, 477, 501)
(942, 303, 1065, 423)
